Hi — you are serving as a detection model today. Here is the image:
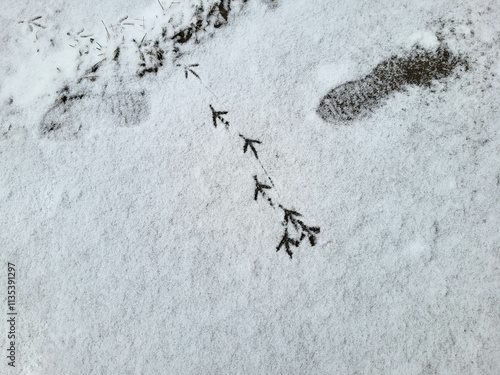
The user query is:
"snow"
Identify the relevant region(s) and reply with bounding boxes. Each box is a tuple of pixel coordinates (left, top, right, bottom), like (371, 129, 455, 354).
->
(405, 31, 440, 50)
(1, 0, 500, 374)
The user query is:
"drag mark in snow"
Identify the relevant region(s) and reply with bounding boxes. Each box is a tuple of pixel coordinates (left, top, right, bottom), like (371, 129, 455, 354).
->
(181, 64, 221, 99)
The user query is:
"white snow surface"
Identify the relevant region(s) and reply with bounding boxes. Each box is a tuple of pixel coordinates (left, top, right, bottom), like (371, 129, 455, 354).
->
(1, 0, 500, 374)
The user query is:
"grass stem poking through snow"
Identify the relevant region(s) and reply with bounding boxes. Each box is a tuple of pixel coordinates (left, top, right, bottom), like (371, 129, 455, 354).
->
(101, 20, 111, 41)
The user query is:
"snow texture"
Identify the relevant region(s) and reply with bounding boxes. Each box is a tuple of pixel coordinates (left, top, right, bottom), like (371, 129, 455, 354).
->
(1, 0, 500, 374)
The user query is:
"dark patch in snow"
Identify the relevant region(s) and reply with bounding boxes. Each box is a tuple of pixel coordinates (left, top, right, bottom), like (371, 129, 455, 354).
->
(262, 0, 280, 10)
(136, 39, 165, 78)
(1, 124, 13, 138)
(171, 0, 232, 47)
(113, 47, 120, 62)
(317, 45, 468, 122)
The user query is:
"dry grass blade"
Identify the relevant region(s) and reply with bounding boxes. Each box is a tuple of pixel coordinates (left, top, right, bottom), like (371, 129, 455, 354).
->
(101, 20, 111, 41)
